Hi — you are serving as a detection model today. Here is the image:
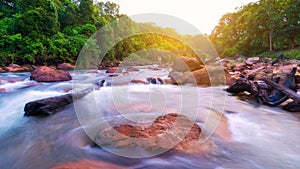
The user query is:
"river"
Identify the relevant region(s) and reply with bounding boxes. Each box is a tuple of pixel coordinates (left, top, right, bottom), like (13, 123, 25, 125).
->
(0, 67, 299, 169)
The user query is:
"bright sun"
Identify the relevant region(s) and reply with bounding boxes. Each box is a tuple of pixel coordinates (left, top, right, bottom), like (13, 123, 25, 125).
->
(101, 0, 258, 34)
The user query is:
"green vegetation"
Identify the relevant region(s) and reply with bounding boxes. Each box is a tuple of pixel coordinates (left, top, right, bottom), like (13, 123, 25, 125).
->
(0, 0, 125, 66)
(2, 0, 297, 67)
(259, 48, 300, 59)
(210, 0, 300, 58)
(0, 0, 213, 67)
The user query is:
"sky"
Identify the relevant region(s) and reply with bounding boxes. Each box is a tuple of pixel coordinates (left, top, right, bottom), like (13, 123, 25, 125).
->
(102, 0, 258, 35)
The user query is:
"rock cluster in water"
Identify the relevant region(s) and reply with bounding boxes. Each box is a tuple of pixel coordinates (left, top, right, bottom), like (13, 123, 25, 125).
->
(167, 56, 233, 86)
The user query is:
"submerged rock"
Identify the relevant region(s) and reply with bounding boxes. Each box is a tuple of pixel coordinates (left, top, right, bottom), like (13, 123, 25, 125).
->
(30, 66, 72, 82)
(95, 113, 212, 154)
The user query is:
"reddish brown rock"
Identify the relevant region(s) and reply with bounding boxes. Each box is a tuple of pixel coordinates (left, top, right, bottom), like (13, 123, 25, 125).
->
(57, 63, 75, 70)
(9, 63, 21, 69)
(106, 67, 122, 73)
(126, 67, 139, 72)
(1, 64, 32, 72)
(245, 57, 260, 66)
(130, 79, 148, 84)
(186, 68, 211, 86)
(0, 88, 6, 92)
(233, 63, 246, 71)
(96, 113, 212, 154)
(30, 66, 72, 82)
(50, 159, 127, 169)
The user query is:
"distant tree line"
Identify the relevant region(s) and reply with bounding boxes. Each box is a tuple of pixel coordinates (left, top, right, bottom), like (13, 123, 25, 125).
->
(210, 0, 300, 58)
(0, 0, 213, 67)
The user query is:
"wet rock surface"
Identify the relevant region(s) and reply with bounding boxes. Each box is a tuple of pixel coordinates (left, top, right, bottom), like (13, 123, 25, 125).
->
(30, 66, 72, 82)
(95, 113, 212, 154)
(57, 63, 75, 70)
(50, 159, 127, 169)
(24, 88, 91, 116)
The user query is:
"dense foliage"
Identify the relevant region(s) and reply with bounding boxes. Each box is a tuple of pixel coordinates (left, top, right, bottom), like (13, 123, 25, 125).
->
(0, 0, 213, 67)
(0, 0, 122, 66)
(210, 0, 300, 58)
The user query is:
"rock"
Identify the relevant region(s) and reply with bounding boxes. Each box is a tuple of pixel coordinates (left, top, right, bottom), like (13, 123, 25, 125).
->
(50, 159, 127, 169)
(9, 63, 21, 68)
(0, 88, 6, 92)
(96, 113, 211, 154)
(229, 54, 247, 62)
(130, 79, 148, 84)
(226, 78, 252, 94)
(2, 67, 9, 72)
(172, 56, 203, 72)
(288, 59, 300, 64)
(275, 64, 299, 74)
(30, 66, 72, 82)
(24, 94, 74, 116)
(57, 63, 75, 70)
(233, 63, 246, 71)
(186, 66, 232, 86)
(2, 64, 31, 72)
(169, 66, 233, 86)
(106, 67, 122, 73)
(150, 67, 161, 71)
(168, 71, 186, 85)
(147, 77, 164, 84)
(126, 67, 139, 72)
(186, 68, 211, 86)
(282, 101, 300, 112)
(24, 88, 91, 116)
(245, 57, 260, 65)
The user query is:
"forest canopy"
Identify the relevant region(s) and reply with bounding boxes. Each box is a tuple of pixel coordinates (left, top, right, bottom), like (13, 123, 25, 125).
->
(1, 0, 299, 67)
(210, 0, 300, 58)
(0, 0, 212, 67)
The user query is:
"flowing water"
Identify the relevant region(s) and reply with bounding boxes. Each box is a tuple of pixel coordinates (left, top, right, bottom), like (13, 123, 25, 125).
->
(0, 68, 299, 169)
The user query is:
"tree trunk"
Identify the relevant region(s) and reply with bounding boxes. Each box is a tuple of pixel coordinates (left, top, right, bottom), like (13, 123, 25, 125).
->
(269, 30, 273, 51)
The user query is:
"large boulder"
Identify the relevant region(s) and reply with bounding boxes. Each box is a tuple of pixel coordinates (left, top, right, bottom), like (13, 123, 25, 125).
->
(30, 66, 72, 82)
(186, 66, 233, 86)
(57, 63, 75, 70)
(24, 94, 73, 116)
(172, 56, 203, 72)
(186, 68, 211, 86)
(95, 113, 212, 154)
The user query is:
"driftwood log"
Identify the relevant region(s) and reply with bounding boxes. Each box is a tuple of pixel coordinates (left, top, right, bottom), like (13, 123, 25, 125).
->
(226, 67, 300, 112)
(261, 78, 300, 103)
